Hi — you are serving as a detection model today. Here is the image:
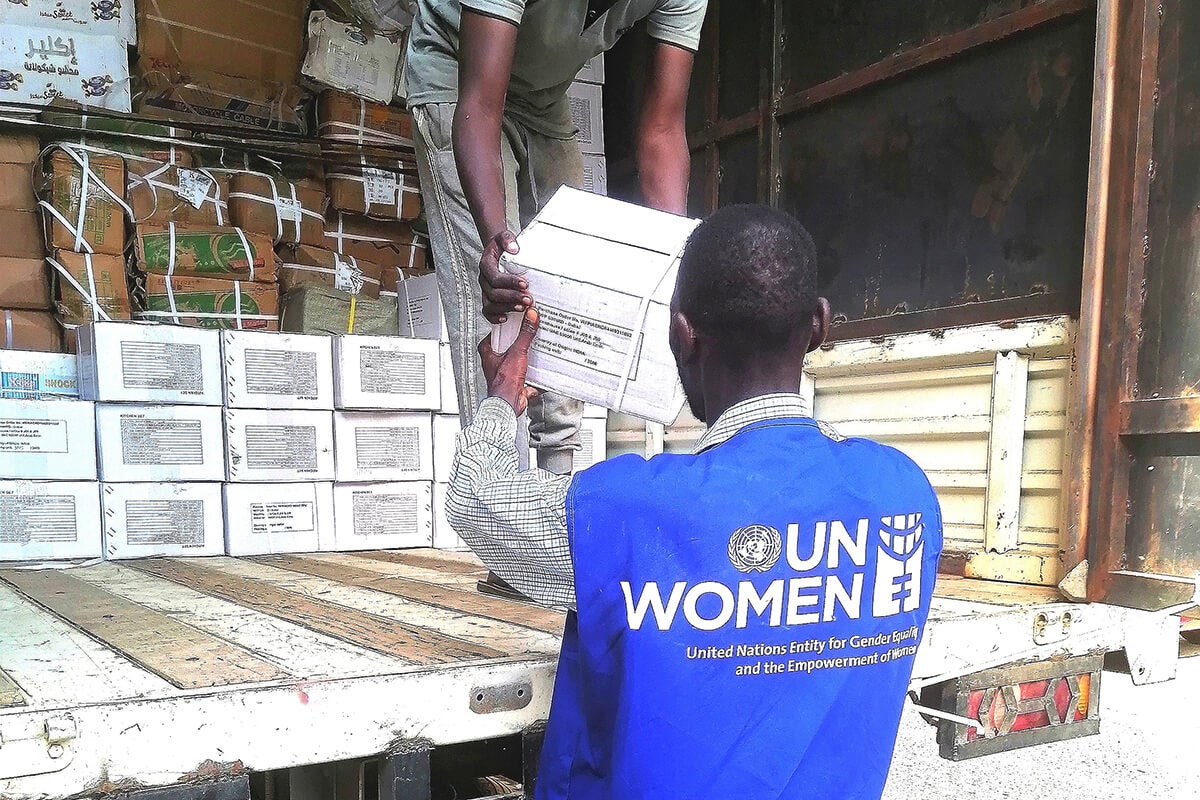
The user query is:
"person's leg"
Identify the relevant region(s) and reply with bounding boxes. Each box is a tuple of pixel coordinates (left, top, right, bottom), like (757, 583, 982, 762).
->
(411, 103, 521, 427)
(518, 130, 586, 476)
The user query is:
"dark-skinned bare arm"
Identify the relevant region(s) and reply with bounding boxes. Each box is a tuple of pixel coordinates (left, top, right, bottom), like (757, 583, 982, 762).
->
(636, 40, 695, 215)
(454, 9, 529, 324)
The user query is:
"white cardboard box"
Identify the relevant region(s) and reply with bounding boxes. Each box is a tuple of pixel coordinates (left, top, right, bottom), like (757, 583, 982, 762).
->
(302, 11, 403, 104)
(225, 408, 336, 482)
(493, 188, 695, 424)
(330, 481, 433, 551)
(396, 273, 443, 340)
(581, 154, 607, 196)
(568, 81, 604, 155)
(576, 53, 605, 84)
(431, 482, 468, 551)
(78, 322, 224, 405)
(0, 25, 132, 112)
(431, 413, 460, 484)
(334, 411, 432, 482)
(0, 480, 102, 562)
(95, 404, 225, 482)
(4, 0, 136, 45)
(0, 399, 97, 480)
(222, 330, 335, 410)
(101, 482, 225, 559)
(0, 351, 78, 399)
(223, 482, 334, 556)
(333, 335, 440, 410)
(439, 342, 460, 414)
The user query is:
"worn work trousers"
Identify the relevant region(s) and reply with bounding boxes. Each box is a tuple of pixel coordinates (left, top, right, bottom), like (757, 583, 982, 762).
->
(411, 103, 583, 474)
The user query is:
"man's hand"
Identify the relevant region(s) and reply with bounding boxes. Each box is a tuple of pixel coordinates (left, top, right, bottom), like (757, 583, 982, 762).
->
(478, 230, 531, 324)
(479, 306, 541, 414)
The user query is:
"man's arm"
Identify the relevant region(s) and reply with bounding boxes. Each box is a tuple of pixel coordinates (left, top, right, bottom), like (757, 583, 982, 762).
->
(636, 41, 696, 214)
(445, 309, 576, 608)
(454, 8, 530, 325)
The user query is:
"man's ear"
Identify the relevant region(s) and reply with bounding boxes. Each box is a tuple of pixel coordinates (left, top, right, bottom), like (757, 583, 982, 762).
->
(807, 298, 831, 353)
(670, 310, 699, 364)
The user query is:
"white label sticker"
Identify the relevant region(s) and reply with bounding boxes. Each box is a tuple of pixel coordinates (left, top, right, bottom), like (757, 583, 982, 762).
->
(176, 168, 215, 209)
(277, 196, 303, 224)
(363, 168, 397, 206)
(0, 418, 69, 454)
(250, 500, 316, 536)
(334, 255, 366, 295)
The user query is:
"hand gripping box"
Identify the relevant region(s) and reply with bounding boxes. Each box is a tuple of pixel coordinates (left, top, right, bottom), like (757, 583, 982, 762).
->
(101, 482, 225, 559)
(333, 335, 440, 411)
(223, 482, 335, 556)
(0, 398, 96, 480)
(0, 480, 102, 562)
(333, 411, 433, 482)
(95, 404, 226, 482)
(222, 330, 335, 410)
(224, 408, 336, 482)
(330, 481, 433, 552)
(492, 188, 697, 425)
(77, 322, 224, 405)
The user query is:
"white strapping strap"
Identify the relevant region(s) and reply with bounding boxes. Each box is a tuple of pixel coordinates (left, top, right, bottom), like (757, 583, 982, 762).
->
(233, 280, 244, 329)
(3, 311, 11, 349)
(328, 170, 420, 219)
(318, 120, 415, 148)
(37, 143, 134, 253)
(228, 176, 320, 244)
(279, 261, 381, 288)
(612, 258, 678, 411)
(233, 226, 255, 282)
(139, 310, 276, 322)
(199, 168, 227, 225)
(167, 221, 176, 276)
(399, 275, 418, 336)
(46, 255, 113, 321)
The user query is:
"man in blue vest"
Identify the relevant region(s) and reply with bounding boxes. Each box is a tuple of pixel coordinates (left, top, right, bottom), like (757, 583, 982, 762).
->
(447, 205, 943, 799)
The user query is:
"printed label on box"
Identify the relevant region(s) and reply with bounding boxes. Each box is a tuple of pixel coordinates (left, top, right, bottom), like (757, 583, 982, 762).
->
(0, 418, 69, 453)
(176, 168, 215, 209)
(354, 426, 419, 470)
(120, 341, 205, 393)
(360, 350, 426, 395)
(362, 168, 397, 206)
(533, 302, 643, 380)
(0, 494, 78, 544)
(245, 425, 319, 471)
(351, 490, 417, 537)
(250, 500, 316, 535)
(277, 196, 302, 225)
(125, 500, 206, 547)
(244, 349, 320, 399)
(120, 417, 204, 465)
(334, 255, 365, 294)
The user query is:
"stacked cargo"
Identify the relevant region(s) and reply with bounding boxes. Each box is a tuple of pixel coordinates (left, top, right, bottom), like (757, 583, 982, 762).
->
(0, 133, 59, 352)
(572, 54, 608, 196)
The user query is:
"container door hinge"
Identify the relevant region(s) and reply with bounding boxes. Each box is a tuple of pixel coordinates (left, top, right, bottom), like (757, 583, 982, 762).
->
(0, 714, 77, 779)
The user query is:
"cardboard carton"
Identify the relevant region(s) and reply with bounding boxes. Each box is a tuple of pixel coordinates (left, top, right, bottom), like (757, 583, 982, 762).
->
(302, 12, 403, 104)
(42, 149, 127, 255)
(0, 210, 46, 259)
(329, 481, 433, 552)
(136, 0, 306, 84)
(316, 89, 414, 146)
(223, 482, 335, 556)
(129, 165, 231, 228)
(576, 54, 605, 85)
(492, 187, 695, 424)
(101, 482, 225, 559)
(431, 482, 468, 551)
(327, 163, 421, 221)
(432, 413, 460, 484)
(438, 342, 459, 414)
(568, 81, 604, 156)
(0, 398, 96, 480)
(279, 285, 399, 336)
(0, 256, 53, 310)
(139, 274, 280, 331)
(334, 411, 433, 482)
(324, 211, 427, 272)
(221, 329, 335, 410)
(5, 0, 136, 45)
(277, 244, 383, 299)
(47, 250, 133, 326)
(134, 224, 278, 282)
(225, 408, 336, 482)
(0, 480, 103, 562)
(332, 335, 440, 411)
(76, 321, 223, 404)
(135, 67, 309, 135)
(319, 0, 412, 36)
(394, 272, 442, 340)
(0, 134, 41, 211)
(0, 26, 131, 111)
(229, 173, 327, 247)
(95, 403, 226, 482)
(0, 350, 77, 399)
(37, 113, 188, 151)
(1, 310, 61, 352)
(582, 155, 607, 196)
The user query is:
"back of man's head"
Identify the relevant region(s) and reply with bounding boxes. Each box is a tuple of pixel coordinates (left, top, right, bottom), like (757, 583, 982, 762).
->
(675, 205, 819, 359)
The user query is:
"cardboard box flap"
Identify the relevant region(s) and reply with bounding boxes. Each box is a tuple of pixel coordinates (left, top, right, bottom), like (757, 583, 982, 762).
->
(528, 187, 699, 257)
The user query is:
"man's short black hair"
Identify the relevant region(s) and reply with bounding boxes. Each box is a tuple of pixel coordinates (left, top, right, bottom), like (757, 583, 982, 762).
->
(675, 204, 819, 357)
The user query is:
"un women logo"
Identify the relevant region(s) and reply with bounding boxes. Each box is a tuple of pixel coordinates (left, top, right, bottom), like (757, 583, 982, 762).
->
(727, 525, 782, 573)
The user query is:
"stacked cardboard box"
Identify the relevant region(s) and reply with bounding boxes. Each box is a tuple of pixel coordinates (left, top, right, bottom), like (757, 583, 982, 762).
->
(0, 134, 59, 353)
(572, 55, 607, 197)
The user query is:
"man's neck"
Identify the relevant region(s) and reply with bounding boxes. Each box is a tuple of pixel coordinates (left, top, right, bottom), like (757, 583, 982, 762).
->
(700, 366, 806, 426)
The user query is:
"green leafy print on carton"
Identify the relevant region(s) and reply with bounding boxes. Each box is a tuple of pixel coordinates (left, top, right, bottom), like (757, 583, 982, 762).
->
(215, 234, 256, 270)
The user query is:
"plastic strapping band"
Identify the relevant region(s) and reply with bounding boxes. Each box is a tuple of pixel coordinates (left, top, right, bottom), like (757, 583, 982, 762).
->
(3, 310, 12, 349)
(38, 200, 94, 255)
(74, 150, 90, 252)
(347, 294, 357, 333)
(400, 276, 417, 336)
(167, 222, 177, 276)
(288, 181, 301, 243)
(267, 175, 283, 243)
(233, 280, 244, 329)
(357, 100, 366, 147)
(83, 254, 99, 321)
(233, 226, 255, 282)
(200, 168, 226, 225)
(45, 256, 112, 322)
(613, 258, 677, 411)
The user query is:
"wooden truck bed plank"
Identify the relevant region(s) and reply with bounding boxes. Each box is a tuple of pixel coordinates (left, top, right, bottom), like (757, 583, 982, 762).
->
(132, 558, 506, 664)
(357, 549, 488, 576)
(73, 563, 405, 681)
(933, 575, 1062, 606)
(0, 569, 288, 690)
(201, 557, 560, 656)
(311, 551, 492, 593)
(255, 554, 566, 635)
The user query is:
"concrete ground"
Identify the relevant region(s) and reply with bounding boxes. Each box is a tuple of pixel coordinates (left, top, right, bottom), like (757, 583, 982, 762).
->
(883, 654, 1198, 800)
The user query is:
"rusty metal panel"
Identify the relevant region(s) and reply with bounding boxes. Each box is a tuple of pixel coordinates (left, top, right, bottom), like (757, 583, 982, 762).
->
(718, 132, 759, 207)
(1126, 437, 1200, 580)
(778, 16, 1094, 328)
(780, 0, 1040, 95)
(716, 0, 762, 119)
